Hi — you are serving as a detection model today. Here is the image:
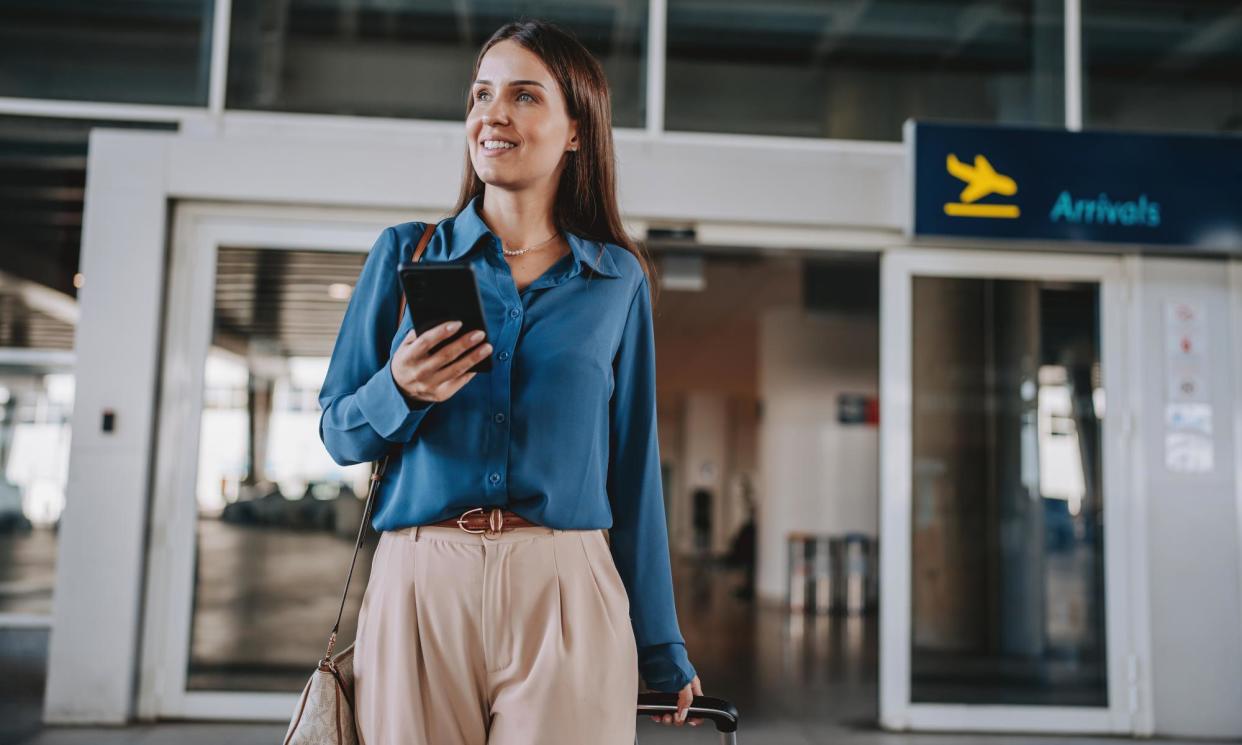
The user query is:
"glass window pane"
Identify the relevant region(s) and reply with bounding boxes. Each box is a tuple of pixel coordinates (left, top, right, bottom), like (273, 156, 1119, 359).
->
(0, 0, 215, 106)
(1084, 0, 1242, 134)
(225, 1, 647, 128)
(666, 0, 1064, 141)
(910, 277, 1107, 706)
(188, 246, 375, 691)
(0, 370, 73, 616)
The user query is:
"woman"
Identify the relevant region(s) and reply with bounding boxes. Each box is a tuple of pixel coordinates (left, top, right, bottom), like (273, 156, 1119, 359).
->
(318, 18, 705, 745)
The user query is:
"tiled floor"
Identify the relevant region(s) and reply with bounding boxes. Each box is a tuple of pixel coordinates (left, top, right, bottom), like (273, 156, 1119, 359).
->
(3, 552, 1237, 745)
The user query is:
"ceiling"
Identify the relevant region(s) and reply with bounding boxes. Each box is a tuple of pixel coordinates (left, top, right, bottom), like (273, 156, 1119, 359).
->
(0, 115, 177, 354)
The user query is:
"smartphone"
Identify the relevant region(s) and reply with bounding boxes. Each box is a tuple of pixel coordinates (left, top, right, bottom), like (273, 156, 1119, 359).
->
(397, 262, 493, 374)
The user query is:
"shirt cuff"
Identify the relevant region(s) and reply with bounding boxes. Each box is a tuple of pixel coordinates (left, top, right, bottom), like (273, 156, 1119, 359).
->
(354, 359, 434, 441)
(638, 642, 697, 693)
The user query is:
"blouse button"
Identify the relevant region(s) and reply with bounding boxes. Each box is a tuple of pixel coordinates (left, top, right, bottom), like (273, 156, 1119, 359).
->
(494, 412, 505, 423)
(509, 308, 521, 319)
(498, 351, 510, 361)
(488, 472, 502, 485)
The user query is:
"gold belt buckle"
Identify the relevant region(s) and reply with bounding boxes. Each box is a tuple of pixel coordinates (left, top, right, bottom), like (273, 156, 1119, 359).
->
(457, 507, 505, 539)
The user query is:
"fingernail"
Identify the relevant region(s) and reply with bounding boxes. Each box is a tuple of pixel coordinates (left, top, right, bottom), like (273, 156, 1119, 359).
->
(448, 321, 462, 332)
(471, 330, 485, 341)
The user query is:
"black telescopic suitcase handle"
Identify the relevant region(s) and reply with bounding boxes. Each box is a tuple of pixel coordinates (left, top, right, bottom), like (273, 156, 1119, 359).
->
(637, 692, 739, 733)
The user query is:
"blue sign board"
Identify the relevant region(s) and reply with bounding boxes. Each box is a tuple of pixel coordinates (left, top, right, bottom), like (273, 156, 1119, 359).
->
(907, 121, 1242, 251)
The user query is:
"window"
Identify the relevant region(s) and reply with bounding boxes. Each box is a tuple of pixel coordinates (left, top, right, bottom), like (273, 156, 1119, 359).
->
(1084, 0, 1242, 134)
(0, 0, 215, 106)
(666, 0, 1065, 141)
(226, 1, 648, 127)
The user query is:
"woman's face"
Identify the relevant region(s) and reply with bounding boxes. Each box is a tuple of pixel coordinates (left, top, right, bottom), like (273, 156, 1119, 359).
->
(466, 40, 578, 192)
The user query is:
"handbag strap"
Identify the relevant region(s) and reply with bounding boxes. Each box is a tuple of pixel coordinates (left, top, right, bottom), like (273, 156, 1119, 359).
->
(321, 221, 438, 665)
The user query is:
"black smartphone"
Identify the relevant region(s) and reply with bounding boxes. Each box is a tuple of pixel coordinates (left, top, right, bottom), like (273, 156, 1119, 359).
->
(397, 261, 493, 374)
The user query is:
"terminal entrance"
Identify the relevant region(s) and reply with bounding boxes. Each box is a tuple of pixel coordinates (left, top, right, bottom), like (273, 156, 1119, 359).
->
(136, 203, 1136, 735)
(880, 249, 1136, 733)
(139, 202, 889, 724)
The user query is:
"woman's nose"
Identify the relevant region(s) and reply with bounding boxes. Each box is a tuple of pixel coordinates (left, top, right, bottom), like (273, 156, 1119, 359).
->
(482, 101, 511, 125)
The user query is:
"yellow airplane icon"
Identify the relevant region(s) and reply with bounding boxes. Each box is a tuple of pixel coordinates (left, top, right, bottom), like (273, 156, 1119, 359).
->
(943, 153, 1020, 218)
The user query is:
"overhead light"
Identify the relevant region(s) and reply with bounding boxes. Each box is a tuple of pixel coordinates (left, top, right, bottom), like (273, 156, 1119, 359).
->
(660, 254, 705, 291)
(328, 283, 352, 300)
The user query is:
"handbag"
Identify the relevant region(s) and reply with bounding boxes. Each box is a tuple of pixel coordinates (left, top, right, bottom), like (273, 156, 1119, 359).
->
(284, 220, 438, 745)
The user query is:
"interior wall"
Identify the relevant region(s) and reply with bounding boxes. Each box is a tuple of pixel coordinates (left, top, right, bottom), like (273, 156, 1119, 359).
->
(724, 395, 759, 556)
(654, 256, 796, 556)
(1138, 258, 1242, 738)
(682, 392, 729, 552)
(756, 305, 880, 602)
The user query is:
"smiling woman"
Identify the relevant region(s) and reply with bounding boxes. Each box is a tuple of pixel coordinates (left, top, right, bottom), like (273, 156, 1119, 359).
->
(462, 39, 589, 227)
(469, 70, 565, 197)
(310, 18, 705, 745)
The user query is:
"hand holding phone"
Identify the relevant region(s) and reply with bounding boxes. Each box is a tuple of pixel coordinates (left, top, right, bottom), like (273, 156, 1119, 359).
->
(390, 320, 492, 406)
(398, 262, 492, 374)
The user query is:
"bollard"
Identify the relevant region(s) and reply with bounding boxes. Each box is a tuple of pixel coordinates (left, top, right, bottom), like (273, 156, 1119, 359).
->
(787, 532, 836, 614)
(830, 533, 877, 615)
(786, 532, 811, 612)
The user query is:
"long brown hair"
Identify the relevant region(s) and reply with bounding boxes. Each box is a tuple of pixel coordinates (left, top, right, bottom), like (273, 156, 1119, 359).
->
(452, 19, 657, 304)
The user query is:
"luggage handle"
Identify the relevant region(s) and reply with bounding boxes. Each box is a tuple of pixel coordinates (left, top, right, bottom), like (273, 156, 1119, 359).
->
(636, 692, 739, 734)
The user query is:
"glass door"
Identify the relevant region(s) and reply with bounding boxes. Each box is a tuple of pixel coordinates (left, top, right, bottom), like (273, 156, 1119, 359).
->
(878, 248, 1139, 733)
(137, 202, 428, 719)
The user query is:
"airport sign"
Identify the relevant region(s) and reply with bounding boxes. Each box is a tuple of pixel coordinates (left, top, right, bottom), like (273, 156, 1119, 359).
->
(907, 121, 1242, 252)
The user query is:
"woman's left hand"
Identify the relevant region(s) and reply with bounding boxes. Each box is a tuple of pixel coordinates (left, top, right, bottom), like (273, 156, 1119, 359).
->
(649, 675, 705, 727)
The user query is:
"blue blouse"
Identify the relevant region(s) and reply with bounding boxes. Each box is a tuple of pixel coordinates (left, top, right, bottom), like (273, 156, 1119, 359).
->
(318, 194, 697, 693)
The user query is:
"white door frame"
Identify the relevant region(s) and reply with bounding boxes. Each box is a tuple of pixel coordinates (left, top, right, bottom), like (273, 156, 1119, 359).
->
(1232, 259, 1242, 660)
(136, 200, 433, 721)
(878, 247, 1146, 733)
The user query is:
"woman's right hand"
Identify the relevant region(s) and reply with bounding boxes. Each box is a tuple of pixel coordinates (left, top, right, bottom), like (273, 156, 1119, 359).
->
(391, 320, 492, 406)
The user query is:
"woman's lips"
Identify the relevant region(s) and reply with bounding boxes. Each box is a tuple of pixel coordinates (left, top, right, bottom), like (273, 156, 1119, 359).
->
(481, 142, 519, 157)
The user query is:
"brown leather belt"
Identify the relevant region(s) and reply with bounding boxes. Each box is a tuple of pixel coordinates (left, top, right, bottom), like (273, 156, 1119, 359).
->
(427, 507, 539, 538)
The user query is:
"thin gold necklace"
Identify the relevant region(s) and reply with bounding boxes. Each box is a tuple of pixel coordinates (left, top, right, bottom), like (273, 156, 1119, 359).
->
(500, 230, 559, 257)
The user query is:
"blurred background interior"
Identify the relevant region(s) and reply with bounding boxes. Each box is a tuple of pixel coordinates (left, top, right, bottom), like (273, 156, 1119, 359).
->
(1, 1, 1241, 744)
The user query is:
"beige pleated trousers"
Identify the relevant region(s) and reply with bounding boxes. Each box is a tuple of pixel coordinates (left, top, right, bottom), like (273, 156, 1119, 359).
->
(353, 523, 639, 745)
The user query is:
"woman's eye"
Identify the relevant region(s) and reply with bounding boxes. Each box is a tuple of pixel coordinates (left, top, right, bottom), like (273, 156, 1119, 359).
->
(473, 89, 535, 103)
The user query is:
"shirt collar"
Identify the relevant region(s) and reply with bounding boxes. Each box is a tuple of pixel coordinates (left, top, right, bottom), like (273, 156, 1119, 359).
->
(445, 193, 621, 279)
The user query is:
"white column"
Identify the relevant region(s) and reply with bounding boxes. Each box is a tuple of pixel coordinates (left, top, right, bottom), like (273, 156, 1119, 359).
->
(43, 130, 173, 723)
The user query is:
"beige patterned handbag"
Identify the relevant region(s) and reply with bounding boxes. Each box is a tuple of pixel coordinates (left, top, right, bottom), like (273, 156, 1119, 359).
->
(284, 221, 437, 745)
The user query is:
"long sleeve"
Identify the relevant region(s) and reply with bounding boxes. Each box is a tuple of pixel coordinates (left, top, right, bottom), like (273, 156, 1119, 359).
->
(607, 274, 698, 693)
(318, 226, 435, 466)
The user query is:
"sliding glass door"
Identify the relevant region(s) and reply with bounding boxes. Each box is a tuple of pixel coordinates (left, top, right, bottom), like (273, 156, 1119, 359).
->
(879, 248, 1138, 732)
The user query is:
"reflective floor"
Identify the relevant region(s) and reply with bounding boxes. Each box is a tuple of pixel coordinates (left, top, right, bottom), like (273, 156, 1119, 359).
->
(2, 545, 1237, 745)
(187, 518, 376, 691)
(0, 527, 56, 616)
(187, 518, 875, 702)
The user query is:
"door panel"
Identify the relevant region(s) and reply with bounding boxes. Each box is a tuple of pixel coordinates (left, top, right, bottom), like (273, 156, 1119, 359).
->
(879, 249, 1135, 733)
